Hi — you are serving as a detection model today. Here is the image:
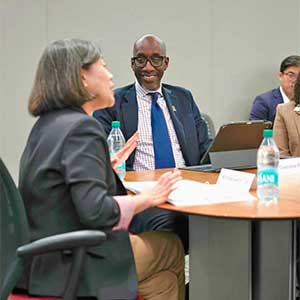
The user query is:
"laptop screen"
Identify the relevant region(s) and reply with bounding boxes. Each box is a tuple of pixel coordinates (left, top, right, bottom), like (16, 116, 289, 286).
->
(200, 120, 272, 165)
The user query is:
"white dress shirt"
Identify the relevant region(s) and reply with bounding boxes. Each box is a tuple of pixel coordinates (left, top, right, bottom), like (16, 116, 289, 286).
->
(280, 86, 291, 104)
(133, 81, 186, 170)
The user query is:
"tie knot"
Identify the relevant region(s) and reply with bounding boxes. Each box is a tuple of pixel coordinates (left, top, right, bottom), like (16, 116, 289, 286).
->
(148, 92, 159, 103)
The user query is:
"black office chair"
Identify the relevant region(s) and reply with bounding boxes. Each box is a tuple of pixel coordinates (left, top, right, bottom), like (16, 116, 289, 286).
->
(0, 158, 107, 300)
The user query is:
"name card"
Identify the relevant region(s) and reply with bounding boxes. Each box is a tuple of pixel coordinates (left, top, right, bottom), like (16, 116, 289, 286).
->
(279, 158, 300, 174)
(217, 168, 255, 192)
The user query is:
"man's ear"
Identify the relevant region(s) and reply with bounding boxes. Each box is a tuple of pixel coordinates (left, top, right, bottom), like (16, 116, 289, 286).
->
(130, 58, 135, 70)
(278, 71, 283, 82)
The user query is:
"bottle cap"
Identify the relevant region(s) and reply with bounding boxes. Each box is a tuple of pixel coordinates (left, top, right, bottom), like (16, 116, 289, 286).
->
(112, 121, 120, 128)
(263, 129, 273, 138)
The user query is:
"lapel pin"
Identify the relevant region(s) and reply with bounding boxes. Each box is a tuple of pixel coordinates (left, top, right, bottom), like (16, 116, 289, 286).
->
(172, 105, 176, 112)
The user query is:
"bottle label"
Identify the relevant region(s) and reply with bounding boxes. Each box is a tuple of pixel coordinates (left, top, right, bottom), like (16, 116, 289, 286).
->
(120, 161, 126, 170)
(257, 169, 278, 186)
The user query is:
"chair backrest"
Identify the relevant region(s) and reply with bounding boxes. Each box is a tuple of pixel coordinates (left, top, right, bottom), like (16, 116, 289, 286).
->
(202, 113, 216, 140)
(0, 158, 30, 299)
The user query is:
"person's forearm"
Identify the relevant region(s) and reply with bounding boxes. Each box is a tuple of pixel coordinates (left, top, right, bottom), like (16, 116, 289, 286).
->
(112, 194, 153, 230)
(132, 194, 153, 214)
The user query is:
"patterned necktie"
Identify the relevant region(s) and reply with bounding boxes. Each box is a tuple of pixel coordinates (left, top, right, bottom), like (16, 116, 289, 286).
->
(150, 92, 175, 168)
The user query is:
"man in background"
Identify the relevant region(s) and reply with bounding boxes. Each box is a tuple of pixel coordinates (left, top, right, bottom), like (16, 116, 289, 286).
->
(94, 34, 211, 253)
(249, 55, 300, 125)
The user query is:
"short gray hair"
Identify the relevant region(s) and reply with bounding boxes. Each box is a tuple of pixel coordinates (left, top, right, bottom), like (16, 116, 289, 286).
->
(29, 38, 101, 116)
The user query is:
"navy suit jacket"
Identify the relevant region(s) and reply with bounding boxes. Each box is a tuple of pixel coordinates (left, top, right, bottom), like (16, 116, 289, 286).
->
(94, 83, 210, 170)
(249, 87, 283, 125)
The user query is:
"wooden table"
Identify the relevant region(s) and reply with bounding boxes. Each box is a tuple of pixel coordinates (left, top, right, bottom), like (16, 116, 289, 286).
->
(126, 169, 300, 300)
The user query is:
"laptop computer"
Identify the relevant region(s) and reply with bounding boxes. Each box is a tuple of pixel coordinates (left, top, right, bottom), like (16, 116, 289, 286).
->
(181, 120, 272, 172)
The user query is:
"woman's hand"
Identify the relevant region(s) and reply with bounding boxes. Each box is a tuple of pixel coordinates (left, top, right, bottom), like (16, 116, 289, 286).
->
(133, 169, 182, 213)
(110, 131, 139, 169)
(147, 169, 182, 206)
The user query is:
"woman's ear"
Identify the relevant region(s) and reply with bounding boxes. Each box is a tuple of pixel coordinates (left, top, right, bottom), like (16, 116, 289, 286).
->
(81, 69, 88, 87)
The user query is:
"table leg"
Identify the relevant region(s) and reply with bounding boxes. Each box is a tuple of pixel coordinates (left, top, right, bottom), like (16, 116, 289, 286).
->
(252, 220, 297, 300)
(189, 215, 252, 300)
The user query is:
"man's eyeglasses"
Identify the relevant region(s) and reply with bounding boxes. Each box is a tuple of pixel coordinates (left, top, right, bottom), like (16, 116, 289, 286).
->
(131, 55, 166, 68)
(283, 71, 298, 81)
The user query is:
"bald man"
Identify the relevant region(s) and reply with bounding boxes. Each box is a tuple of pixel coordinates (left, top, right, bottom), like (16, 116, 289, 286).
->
(94, 34, 210, 252)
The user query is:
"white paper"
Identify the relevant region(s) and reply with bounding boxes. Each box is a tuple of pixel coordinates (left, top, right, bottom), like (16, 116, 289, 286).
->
(124, 179, 256, 207)
(217, 168, 255, 192)
(279, 158, 300, 174)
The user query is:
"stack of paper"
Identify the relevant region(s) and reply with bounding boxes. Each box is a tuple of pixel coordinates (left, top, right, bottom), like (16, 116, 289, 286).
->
(124, 178, 256, 207)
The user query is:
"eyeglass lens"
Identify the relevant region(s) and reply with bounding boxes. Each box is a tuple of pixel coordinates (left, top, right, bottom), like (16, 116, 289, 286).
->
(133, 56, 164, 68)
(284, 72, 297, 80)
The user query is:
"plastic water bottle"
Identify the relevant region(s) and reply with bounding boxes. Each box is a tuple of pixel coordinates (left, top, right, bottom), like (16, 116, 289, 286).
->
(257, 129, 280, 202)
(107, 121, 126, 180)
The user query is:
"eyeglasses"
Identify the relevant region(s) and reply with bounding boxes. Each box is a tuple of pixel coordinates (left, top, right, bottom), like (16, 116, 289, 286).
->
(283, 71, 298, 81)
(131, 55, 166, 68)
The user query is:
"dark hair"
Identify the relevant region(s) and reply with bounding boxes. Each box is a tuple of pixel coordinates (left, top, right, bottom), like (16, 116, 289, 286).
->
(294, 72, 300, 105)
(28, 38, 101, 116)
(279, 55, 300, 72)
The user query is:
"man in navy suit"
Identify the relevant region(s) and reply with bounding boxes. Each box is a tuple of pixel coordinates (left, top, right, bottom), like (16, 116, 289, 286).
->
(249, 55, 300, 125)
(94, 35, 210, 171)
(94, 34, 210, 253)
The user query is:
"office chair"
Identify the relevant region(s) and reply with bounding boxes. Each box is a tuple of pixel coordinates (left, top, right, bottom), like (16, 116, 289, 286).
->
(202, 112, 216, 140)
(0, 158, 108, 300)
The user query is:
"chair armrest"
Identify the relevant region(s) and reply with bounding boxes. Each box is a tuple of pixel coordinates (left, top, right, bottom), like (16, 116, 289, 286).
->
(17, 230, 107, 257)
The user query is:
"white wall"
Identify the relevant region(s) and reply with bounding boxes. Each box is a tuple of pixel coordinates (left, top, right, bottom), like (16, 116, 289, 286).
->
(1, 0, 300, 181)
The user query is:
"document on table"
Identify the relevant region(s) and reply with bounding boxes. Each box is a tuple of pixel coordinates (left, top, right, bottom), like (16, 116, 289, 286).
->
(279, 157, 300, 174)
(124, 179, 256, 207)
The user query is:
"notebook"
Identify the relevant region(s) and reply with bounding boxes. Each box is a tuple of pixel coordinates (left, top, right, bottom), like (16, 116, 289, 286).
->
(181, 120, 272, 172)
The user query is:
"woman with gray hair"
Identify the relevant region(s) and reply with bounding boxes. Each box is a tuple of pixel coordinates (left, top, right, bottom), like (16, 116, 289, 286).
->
(18, 38, 185, 300)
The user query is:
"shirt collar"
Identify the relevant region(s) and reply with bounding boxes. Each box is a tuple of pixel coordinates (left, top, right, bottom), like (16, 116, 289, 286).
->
(279, 86, 291, 104)
(135, 80, 163, 97)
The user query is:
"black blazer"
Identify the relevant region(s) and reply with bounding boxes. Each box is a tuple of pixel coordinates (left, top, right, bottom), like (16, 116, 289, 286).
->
(93, 83, 211, 170)
(18, 107, 137, 299)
